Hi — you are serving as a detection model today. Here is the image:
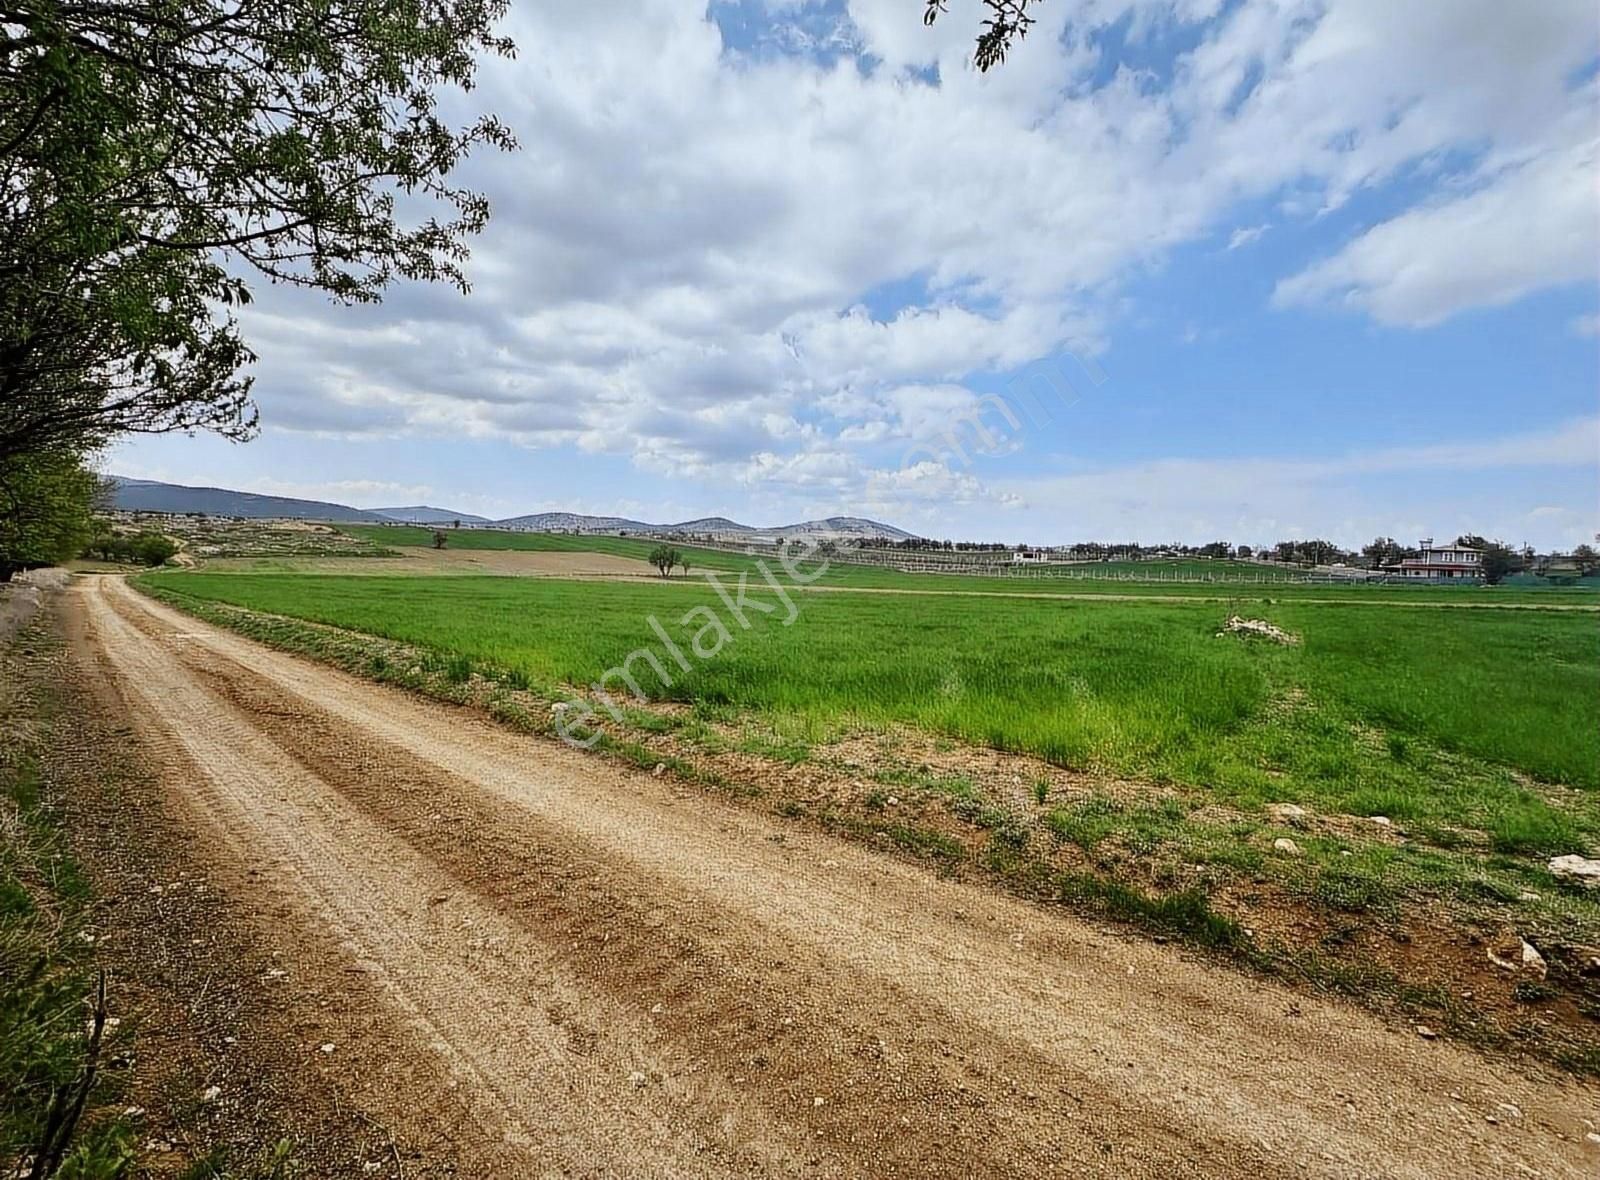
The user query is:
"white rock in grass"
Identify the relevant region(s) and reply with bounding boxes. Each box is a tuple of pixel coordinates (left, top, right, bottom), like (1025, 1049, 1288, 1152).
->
(1487, 934, 1547, 980)
(1266, 803, 1308, 826)
(1272, 838, 1303, 856)
(1548, 855, 1600, 887)
(1368, 816, 1392, 827)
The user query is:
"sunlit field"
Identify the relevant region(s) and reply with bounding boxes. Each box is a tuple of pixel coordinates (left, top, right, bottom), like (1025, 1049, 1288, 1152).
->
(141, 571, 1599, 857)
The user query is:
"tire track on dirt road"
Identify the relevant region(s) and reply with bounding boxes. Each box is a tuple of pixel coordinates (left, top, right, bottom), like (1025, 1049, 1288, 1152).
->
(82, 576, 1599, 1177)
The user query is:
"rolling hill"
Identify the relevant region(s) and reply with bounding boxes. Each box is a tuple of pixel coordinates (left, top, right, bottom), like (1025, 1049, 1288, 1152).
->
(370, 506, 491, 525)
(109, 477, 387, 522)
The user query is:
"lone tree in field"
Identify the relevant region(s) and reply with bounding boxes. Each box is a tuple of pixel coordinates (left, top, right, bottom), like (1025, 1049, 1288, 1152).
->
(648, 545, 681, 577)
(432, 530, 448, 551)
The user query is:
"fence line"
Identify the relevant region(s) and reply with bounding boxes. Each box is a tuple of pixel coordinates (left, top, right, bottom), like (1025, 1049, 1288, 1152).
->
(666, 537, 1322, 584)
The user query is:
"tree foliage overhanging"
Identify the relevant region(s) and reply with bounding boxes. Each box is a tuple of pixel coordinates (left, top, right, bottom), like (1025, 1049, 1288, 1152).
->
(923, 0, 1041, 72)
(0, 0, 516, 462)
(0, 445, 98, 579)
(1, 0, 515, 572)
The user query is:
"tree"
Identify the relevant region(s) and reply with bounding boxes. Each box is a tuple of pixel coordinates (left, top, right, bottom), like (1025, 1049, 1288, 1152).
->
(0, 237, 255, 461)
(0, 447, 96, 581)
(127, 530, 178, 567)
(679, 554, 692, 577)
(922, 0, 1040, 71)
(1455, 534, 1489, 550)
(648, 545, 680, 577)
(0, 0, 516, 463)
(1572, 543, 1597, 575)
(432, 530, 448, 550)
(1479, 541, 1518, 586)
(1362, 537, 1406, 567)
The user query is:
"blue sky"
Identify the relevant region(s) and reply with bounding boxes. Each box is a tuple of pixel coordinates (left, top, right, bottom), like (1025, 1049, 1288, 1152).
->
(113, 1, 1600, 549)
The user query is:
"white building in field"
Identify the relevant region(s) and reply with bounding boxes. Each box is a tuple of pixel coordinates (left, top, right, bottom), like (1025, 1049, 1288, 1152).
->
(1013, 548, 1050, 564)
(1398, 538, 1482, 579)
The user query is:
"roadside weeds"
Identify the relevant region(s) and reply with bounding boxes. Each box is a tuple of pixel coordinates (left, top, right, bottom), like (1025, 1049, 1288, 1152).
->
(1, 597, 428, 1179)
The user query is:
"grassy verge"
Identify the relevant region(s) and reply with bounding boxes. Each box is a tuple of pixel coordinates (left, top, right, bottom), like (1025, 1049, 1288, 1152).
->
(2, 625, 138, 1177)
(1, 609, 301, 1179)
(133, 575, 1600, 1074)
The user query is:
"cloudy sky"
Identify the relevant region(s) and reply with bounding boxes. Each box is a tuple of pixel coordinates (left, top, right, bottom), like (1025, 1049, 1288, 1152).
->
(114, 0, 1600, 548)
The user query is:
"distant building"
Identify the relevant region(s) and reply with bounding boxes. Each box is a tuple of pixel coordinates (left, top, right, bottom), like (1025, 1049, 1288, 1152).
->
(1398, 538, 1482, 579)
(1013, 549, 1050, 564)
(1313, 562, 1377, 580)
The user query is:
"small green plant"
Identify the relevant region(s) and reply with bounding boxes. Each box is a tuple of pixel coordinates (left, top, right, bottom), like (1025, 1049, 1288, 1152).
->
(179, 1139, 300, 1179)
(1031, 778, 1050, 805)
(885, 824, 965, 864)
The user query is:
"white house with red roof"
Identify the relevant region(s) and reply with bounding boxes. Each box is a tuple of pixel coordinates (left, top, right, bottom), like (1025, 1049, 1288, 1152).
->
(1397, 538, 1483, 579)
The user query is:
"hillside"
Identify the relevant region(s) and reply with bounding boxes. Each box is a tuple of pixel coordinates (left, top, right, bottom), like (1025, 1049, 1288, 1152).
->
(109, 477, 386, 522)
(370, 506, 491, 525)
(495, 511, 657, 533)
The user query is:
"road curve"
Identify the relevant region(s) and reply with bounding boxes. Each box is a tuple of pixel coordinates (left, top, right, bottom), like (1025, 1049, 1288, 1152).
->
(76, 575, 1598, 1178)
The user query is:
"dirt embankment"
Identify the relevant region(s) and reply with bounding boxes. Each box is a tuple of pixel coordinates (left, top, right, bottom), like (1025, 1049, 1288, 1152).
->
(0, 568, 69, 644)
(41, 574, 1598, 1177)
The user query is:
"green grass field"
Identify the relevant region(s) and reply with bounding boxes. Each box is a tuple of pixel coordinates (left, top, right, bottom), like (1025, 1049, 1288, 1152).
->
(140, 571, 1599, 854)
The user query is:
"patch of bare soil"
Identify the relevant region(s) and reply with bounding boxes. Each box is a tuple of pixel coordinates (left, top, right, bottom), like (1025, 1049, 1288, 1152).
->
(397, 543, 674, 577)
(64, 576, 1600, 1176)
(0, 568, 69, 644)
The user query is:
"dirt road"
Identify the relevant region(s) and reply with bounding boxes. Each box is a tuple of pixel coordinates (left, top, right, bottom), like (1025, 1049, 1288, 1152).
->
(74, 575, 1598, 1177)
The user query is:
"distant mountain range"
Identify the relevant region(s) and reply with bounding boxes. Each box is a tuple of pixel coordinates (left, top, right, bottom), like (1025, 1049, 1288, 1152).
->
(107, 477, 918, 541)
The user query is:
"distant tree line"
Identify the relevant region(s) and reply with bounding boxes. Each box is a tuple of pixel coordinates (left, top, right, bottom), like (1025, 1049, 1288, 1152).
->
(82, 524, 179, 568)
(837, 532, 1592, 587)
